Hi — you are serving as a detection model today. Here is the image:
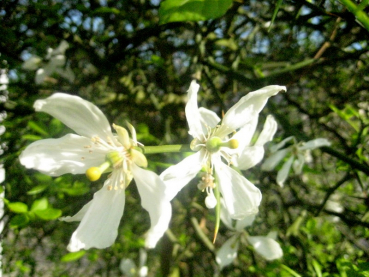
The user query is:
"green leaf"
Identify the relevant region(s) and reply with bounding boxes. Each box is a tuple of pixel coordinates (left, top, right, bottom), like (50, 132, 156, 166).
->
(281, 264, 302, 277)
(34, 208, 62, 220)
(268, 0, 283, 32)
(159, 0, 233, 25)
(27, 184, 48, 195)
(30, 198, 48, 211)
(7, 202, 29, 213)
(312, 259, 323, 277)
(61, 251, 86, 262)
(10, 214, 30, 228)
(22, 134, 43, 141)
(27, 120, 49, 136)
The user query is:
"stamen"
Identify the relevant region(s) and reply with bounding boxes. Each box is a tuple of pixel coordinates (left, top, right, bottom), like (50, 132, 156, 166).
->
(86, 161, 111, 181)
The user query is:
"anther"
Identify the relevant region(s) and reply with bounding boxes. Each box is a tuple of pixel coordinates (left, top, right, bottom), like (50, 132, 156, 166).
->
(85, 161, 111, 182)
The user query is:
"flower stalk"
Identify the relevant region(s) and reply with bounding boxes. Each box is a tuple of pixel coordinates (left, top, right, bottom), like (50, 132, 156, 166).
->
(134, 144, 193, 154)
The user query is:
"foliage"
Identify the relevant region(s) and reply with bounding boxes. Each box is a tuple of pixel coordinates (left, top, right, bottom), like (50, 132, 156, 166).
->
(1, 0, 369, 276)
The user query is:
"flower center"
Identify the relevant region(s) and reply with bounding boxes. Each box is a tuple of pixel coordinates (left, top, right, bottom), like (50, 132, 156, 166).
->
(205, 136, 239, 153)
(84, 123, 147, 190)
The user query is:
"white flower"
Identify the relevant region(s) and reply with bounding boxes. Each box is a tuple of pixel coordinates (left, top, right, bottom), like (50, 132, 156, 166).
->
(120, 248, 148, 277)
(262, 136, 331, 186)
(22, 40, 75, 84)
(19, 93, 171, 251)
(216, 204, 283, 270)
(160, 81, 285, 219)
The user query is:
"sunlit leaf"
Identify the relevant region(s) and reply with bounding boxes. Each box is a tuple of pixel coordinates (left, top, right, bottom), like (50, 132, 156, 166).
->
(27, 184, 48, 195)
(7, 202, 29, 213)
(159, 0, 233, 24)
(61, 251, 86, 262)
(30, 198, 48, 211)
(34, 208, 62, 220)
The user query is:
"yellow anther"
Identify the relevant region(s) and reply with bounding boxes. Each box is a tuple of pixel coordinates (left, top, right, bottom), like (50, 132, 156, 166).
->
(227, 139, 239, 149)
(86, 167, 102, 182)
(86, 161, 111, 182)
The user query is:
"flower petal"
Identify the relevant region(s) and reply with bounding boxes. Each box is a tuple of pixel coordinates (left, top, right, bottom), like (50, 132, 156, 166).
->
(160, 151, 204, 200)
(67, 173, 125, 252)
(217, 85, 286, 137)
(34, 93, 114, 140)
(35, 68, 47, 84)
(292, 153, 305, 174)
(299, 138, 331, 150)
(216, 235, 239, 269)
(247, 235, 283, 260)
(255, 115, 278, 146)
(235, 214, 256, 231)
(22, 56, 42, 70)
(132, 164, 172, 248)
(231, 116, 259, 149)
(120, 259, 137, 276)
(276, 155, 294, 187)
(19, 134, 108, 176)
(261, 148, 290, 172)
(234, 145, 265, 170)
(270, 136, 294, 153)
(185, 80, 207, 139)
(215, 161, 261, 220)
(198, 107, 221, 128)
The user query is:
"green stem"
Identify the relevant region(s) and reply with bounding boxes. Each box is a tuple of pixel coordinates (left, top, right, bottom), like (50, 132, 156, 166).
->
(135, 144, 193, 154)
(213, 181, 221, 243)
(339, 0, 369, 31)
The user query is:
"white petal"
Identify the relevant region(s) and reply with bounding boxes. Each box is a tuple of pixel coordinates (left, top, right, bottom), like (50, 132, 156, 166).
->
(261, 148, 290, 171)
(234, 145, 265, 170)
(216, 235, 239, 269)
(231, 116, 259, 149)
(160, 151, 204, 200)
(247, 236, 283, 260)
(299, 138, 331, 150)
(19, 134, 108, 176)
(49, 54, 66, 67)
(216, 161, 261, 220)
(34, 93, 115, 140)
(220, 198, 235, 230)
(292, 153, 305, 174)
(198, 107, 221, 128)
(35, 68, 47, 84)
(132, 164, 172, 248)
(185, 80, 207, 139)
(276, 155, 294, 187)
(53, 40, 69, 55)
(270, 136, 294, 153)
(255, 115, 278, 146)
(56, 65, 75, 83)
(234, 214, 256, 232)
(0, 167, 5, 184)
(217, 85, 286, 137)
(120, 259, 137, 276)
(67, 173, 125, 252)
(22, 56, 42, 70)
